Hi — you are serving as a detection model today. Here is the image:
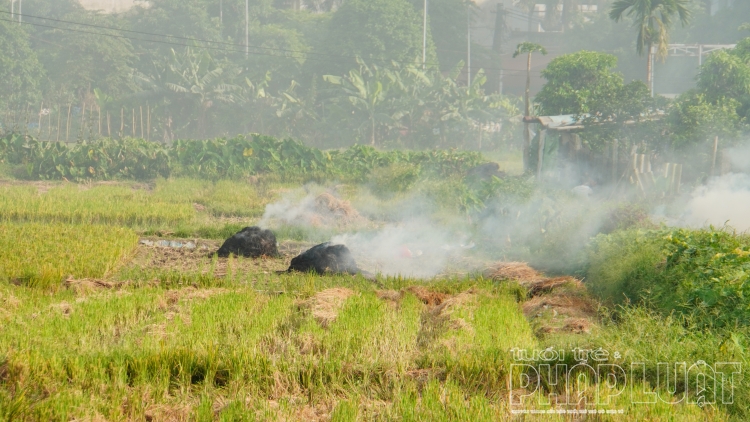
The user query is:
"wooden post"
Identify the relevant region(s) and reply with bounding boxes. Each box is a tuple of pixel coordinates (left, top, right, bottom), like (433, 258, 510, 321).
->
(24, 104, 29, 136)
(536, 129, 546, 180)
(81, 102, 86, 132)
(669, 164, 677, 194)
(66, 103, 72, 142)
(47, 106, 52, 140)
(140, 106, 144, 138)
(711, 136, 719, 176)
(147, 105, 151, 141)
(37, 102, 43, 136)
(55, 104, 62, 142)
(611, 139, 618, 183)
(107, 112, 111, 137)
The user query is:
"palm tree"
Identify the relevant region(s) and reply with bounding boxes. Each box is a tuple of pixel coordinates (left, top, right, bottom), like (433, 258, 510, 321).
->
(513, 42, 546, 173)
(609, 0, 691, 94)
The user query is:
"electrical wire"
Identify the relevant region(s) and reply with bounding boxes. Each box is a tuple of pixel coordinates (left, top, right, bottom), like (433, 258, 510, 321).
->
(0, 12, 543, 75)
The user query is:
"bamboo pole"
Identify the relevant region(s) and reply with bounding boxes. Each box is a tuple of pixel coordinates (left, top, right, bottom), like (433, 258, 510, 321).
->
(47, 106, 52, 140)
(37, 102, 43, 136)
(711, 136, 719, 176)
(536, 129, 546, 180)
(611, 139, 618, 183)
(140, 106, 144, 138)
(24, 104, 29, 136)
(56, 105, 61, 142)
(81, 102, 86, 131)
(65, 104, 71, 142)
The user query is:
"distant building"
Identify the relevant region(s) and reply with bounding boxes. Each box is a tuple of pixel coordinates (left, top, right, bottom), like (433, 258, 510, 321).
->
(77, 0, 143, 13)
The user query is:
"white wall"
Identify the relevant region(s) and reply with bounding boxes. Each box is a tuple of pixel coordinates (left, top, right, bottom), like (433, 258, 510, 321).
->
(77, 0, 143, 13)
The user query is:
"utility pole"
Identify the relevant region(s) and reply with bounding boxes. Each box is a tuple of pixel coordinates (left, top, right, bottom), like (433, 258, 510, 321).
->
(422, 0, 428, 68)
(9, 0, 13, 21)
(245, 0, 249, 56)
(17, 0, 21, 23)
(467, 4, 471, 85)
(220, 0, 223, 39)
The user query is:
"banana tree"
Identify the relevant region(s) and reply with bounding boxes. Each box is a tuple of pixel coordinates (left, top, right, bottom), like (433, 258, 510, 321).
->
(165, 48, 243, 137)
(323, 60, 396, 146)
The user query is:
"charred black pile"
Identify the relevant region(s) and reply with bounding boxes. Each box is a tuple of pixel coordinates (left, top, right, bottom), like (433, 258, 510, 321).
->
(216, 226, 279, 258)
(287, 242, 359, 275)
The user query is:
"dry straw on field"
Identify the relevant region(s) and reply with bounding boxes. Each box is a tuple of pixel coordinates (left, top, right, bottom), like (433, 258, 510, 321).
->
(301, 288, 356, 327)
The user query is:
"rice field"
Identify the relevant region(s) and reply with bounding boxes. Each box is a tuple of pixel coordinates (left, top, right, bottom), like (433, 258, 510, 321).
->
(0, 222, 138, 288)
(0, 177, 745, 421)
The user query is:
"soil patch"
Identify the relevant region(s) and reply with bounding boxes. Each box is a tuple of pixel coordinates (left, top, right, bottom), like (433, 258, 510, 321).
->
(129, 238, 292, 276)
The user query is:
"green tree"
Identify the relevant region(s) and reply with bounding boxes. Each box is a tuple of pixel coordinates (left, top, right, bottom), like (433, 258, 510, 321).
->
(697, 49, 750, 120)
(324, 60, 396, 146)
(667, 92, 741, 150)
(609, 0, 691, 93)
(0, 17, 45, 113)
(407, 0, 469, 71)
(318, 0, 435, 76)
(135, 48, 243, 139)
(536, 51, 650, 118)
(513, 42, 546, 172)
(36, 13, 137, 102)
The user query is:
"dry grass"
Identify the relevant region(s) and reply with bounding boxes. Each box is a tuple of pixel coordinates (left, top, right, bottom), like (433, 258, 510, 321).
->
(301, 287, 356, 328)
(484, 261, 543, 284)
(522, 288, 598, 335)
(405, 286, 449, 306)
(314, 192, 359, 220)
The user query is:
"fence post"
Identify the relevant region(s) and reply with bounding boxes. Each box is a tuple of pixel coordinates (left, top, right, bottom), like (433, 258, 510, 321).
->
(37, 102, 43, 137)
(66, 104, 72, 142)
(711, 136, 719, 177)
(536, 129, 546, 180)
(611, 139, 618, 183)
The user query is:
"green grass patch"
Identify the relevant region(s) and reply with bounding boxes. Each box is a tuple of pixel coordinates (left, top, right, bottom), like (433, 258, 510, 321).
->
(587, 227, 750, 329)
(0, 222, 138, 287)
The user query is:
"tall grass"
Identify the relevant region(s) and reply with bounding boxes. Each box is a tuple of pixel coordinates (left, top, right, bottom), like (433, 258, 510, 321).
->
(0, 184, 194, 226)
(0, 222, 138, 287)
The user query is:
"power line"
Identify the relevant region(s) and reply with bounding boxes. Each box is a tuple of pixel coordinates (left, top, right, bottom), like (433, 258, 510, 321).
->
(0, 12, 543, 76)
(0, 10, 453, 71)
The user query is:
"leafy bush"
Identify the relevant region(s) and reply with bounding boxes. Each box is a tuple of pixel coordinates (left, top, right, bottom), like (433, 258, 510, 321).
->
(0, 134, 170, 181)
(368, 162, 421, 196)
(587, 227, 750, 329)
(0, 132, 486, 183)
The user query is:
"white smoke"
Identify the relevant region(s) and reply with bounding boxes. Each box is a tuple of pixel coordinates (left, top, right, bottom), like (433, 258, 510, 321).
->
(258, 192, 317, 228)
(331, 218, 472, 278)
(681, 173, 750, 231)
